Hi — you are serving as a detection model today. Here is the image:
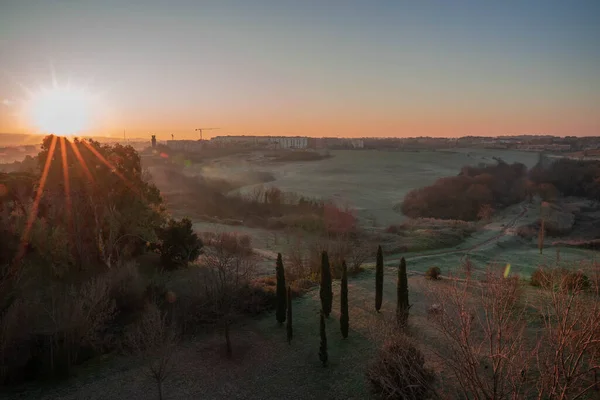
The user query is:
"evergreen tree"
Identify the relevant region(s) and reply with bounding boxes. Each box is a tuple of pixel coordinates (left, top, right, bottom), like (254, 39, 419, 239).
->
(286, 285, 293, 344)
(538, 218, 545, 255)
(319, 311, 328, 367)
(320, 251, 333, 317)
(375, 245, 384, 312)
(397, 257, 410, 326)
(276, 253, 287, 324)
(340, 260, 349, 338)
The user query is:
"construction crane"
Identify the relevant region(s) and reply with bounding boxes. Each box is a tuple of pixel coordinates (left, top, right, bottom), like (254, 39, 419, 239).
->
(195, 127, 219, 140)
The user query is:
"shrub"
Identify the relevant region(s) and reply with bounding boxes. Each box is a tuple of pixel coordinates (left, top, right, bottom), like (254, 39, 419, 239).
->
(158, 218, 203, 269)
(425, 266, 441, 280)
(517, 225, 537, 239)
(531, 267, 590, 292)
(366, 336, 435, 399)
(530, 267, 549, 287)
(108, 262, 146, 316)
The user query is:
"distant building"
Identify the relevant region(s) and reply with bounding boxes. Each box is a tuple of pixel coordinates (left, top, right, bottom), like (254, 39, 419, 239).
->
(166, 140, 204, 152)
(517, 144, 571, 152)
(210, 135, 308, 149)
(350, 139, 364, 149)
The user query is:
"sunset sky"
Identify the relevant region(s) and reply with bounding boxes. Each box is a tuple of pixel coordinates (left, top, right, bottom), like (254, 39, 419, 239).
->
(1, 0, 599, 139)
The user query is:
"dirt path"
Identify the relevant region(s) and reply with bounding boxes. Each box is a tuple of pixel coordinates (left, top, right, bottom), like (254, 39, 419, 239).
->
(383, 203, 530, 266)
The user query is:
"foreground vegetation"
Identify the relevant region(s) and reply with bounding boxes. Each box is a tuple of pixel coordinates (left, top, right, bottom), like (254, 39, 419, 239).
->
(1, 139, 599, 399)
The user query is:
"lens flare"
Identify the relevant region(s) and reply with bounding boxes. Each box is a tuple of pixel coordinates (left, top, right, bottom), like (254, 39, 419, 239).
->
(504, 263, 511, 278)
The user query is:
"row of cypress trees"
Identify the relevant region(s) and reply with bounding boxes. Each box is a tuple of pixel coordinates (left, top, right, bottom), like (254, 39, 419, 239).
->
(375, 245, 410, 325)
(275, 246, 410, 367)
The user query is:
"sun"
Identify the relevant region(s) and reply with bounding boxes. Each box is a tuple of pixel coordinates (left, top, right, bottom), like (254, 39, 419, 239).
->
(25, 85, 92, 135)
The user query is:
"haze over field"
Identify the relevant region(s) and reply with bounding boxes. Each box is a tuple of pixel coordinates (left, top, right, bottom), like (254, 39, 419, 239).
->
(233, 149, 541, 225)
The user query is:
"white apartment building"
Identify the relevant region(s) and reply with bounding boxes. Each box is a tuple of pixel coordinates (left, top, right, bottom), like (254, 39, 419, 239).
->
(211, 135, 308, 149)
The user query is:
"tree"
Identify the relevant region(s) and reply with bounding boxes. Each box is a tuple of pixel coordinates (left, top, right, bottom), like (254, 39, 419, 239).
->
(286, 286, 293, 344)
(535, 270, 600, 399)
(32, 136, 166, 270)
(538, 218, 545, 255)
(375, 245, 383, 312)
(276, 253, 287, 324)
(319, 311, 328, 367)
(397, 257, 410, 326)
(320, 251, 332, 317)
(158, 218, 202, 269)
(203, 232, 257, 358)
(126, 303, 178, 400)
(427, 270, 531, 399)
(340, 260, 349, 338)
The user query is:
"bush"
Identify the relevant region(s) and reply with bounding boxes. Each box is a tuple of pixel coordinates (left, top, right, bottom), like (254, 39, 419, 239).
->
(517, 225, 537, 240)
(425, 266, 441, 280)
(108, 262, 146, 317)
(366, 336, 435, 399)
(530, 267, 549, 287)
(158, 218, 203, 269)
(531, 267, 590, 291)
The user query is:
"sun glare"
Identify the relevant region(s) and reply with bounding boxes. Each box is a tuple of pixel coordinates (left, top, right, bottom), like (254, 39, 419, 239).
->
(26, 85, 92, 135)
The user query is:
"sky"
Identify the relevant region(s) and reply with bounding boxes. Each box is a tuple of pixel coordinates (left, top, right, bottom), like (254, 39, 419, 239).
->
(1, 0, 599, 139)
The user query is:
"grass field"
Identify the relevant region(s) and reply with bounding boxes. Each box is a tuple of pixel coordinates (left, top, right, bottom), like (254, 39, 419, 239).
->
(233, 149, 540, 227)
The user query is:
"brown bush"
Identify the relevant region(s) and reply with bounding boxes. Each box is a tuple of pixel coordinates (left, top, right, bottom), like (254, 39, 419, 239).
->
(425, 266, 441, 280)
(366, 335, 436, 399)
(516, 225, 537, 239)
(108, 262, 147, 316)
(530, 267, 549, 287)
(531, 267, 590, 291)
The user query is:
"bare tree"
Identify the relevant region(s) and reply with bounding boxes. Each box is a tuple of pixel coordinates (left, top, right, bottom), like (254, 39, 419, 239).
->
(127, 303, 178, 400)
(535, 268, 600, 399)
(346, 235, 372, 273)
(427, 270, 532, 399)
(202, 232, 257, 358)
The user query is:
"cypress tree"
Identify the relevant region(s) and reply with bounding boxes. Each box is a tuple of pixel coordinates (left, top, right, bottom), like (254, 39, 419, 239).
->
(320, 251, 333, 317)
(340, 260, 349, 338)
(286, 285, 293, 344)
(375, 245, 384, 312)
(276, 253, 287, 324)
(538, 218, 545, 255)
(397, 257, 410, 326)
(319, 311, 328, 367)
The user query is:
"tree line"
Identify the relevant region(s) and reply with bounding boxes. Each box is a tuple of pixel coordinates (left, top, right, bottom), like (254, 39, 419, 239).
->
(401, 157, 600, 221)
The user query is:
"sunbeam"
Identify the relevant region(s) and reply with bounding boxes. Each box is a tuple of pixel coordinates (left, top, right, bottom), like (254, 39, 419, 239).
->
(60, 137, 74, 250)
(81, 140, 136, 193)
(13, 135, 58, 266)
(68, 139, 94, 182)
